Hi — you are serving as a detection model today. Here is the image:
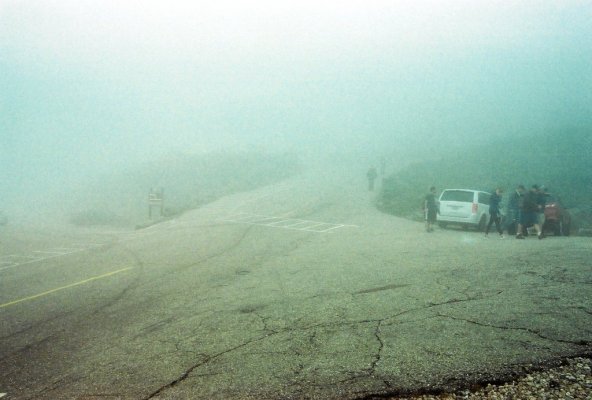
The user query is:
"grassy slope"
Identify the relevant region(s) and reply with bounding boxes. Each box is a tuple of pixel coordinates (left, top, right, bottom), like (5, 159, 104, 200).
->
(377, 130, 592, 229)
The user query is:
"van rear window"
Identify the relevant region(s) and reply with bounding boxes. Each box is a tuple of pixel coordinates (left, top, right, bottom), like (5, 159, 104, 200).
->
(478, 192, 490, 205)
(440, 190, 474, 202)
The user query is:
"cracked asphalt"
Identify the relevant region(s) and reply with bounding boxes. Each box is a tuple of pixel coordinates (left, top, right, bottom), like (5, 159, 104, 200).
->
(1, 167, 591, 399)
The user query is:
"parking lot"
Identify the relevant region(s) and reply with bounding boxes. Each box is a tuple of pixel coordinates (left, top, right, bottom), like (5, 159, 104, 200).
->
(1, 172, 591, 399)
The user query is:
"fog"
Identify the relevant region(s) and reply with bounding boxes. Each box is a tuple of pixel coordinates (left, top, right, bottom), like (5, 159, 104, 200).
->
(2, 1, 591, 225)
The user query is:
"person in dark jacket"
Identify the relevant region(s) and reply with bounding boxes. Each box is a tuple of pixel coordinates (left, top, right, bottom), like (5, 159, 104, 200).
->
(424, 186, 438, 232)
(516, 185, 544, 239)
(485, 188, 504, 238)
(503, 184, 525, 235)
(537, 185, 547, 227)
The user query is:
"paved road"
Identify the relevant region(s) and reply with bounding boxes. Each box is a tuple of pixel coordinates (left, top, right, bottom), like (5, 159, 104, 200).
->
(1, 169, 591, 399)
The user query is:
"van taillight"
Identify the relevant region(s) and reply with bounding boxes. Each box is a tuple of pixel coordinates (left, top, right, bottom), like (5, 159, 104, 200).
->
(472, 203, 478, 214)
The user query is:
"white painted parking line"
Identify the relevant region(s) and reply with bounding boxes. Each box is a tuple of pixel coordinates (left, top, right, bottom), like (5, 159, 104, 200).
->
(249, 216, 284, 224)
(230, 215, 267, 222)
(1, 255, 42, 261)
(32, 250, 71, 255)
(0, 227, 168, 273)
(282, 220, 314, 228)
(119, 231, 158, 241)
(299, 222, 326, 230)
(0, 252, 77, 271)
(266, 219, 300, 227)
(0, 247, 93, 272)
(222, 213, 357, 233)
(41, 251, 78, 256)
(0, 239, 116, 272)
(223, 212, 247, 219)
(317, 224, 346, 233)
(47, 248, 83, 252)
(71, 242, 104, 247)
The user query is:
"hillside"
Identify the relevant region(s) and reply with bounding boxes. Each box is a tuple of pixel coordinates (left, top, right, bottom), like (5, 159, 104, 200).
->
(67, 152, 299, 228)
(377, 129, 592, 231)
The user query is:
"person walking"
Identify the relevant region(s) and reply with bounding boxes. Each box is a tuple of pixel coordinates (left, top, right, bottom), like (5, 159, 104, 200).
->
(485, 188, 504, 238)
(424, 186, 438, 232)
(516, 185, 544, 239)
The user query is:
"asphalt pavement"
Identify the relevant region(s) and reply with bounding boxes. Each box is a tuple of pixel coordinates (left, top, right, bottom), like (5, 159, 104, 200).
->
(1, 168, 591, 399)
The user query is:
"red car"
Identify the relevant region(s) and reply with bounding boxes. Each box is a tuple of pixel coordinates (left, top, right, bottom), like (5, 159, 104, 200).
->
(543, 194, 571, 236)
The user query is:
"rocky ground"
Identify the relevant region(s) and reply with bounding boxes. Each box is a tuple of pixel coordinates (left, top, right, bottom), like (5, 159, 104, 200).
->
(388, 357, 592, 400)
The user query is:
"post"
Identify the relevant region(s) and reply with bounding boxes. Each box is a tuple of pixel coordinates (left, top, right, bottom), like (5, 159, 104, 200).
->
(148, 188, 164, 219)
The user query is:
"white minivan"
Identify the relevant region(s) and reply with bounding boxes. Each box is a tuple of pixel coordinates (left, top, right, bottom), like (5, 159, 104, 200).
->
(437, 189, 491, 231)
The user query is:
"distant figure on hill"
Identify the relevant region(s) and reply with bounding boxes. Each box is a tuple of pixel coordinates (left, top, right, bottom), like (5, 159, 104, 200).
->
(424, 186, 438, 232)
(485, 188, 504, 238)
(367, 166, 378, 191)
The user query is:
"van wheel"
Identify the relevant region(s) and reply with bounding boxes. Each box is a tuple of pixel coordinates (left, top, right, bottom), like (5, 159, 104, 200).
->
(477, 215, 487, 231)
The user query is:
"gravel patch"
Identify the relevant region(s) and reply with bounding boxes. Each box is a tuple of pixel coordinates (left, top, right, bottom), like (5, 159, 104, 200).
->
(386, 357, 592, 400)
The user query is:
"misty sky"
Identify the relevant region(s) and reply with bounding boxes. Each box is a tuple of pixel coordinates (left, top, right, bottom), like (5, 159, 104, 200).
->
(1, 1, 592, 202)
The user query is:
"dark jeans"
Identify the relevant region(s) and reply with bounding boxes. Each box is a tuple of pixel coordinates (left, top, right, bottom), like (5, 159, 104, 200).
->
(486, 211, 502, 235)
(503, 209, 519, 234)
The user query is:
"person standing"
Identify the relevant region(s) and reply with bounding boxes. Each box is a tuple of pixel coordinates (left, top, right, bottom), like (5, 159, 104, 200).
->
(367, 166, 378, 191)
(504, 184, 525, 235)
(516, 185, 544, 239)
(424, 186, 438, 232)
(485, 188, 504, 238)
(537, 185, 548, 233)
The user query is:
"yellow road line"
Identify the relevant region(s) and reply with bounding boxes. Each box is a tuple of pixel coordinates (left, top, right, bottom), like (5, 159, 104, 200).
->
(0, 267, 134, 309)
